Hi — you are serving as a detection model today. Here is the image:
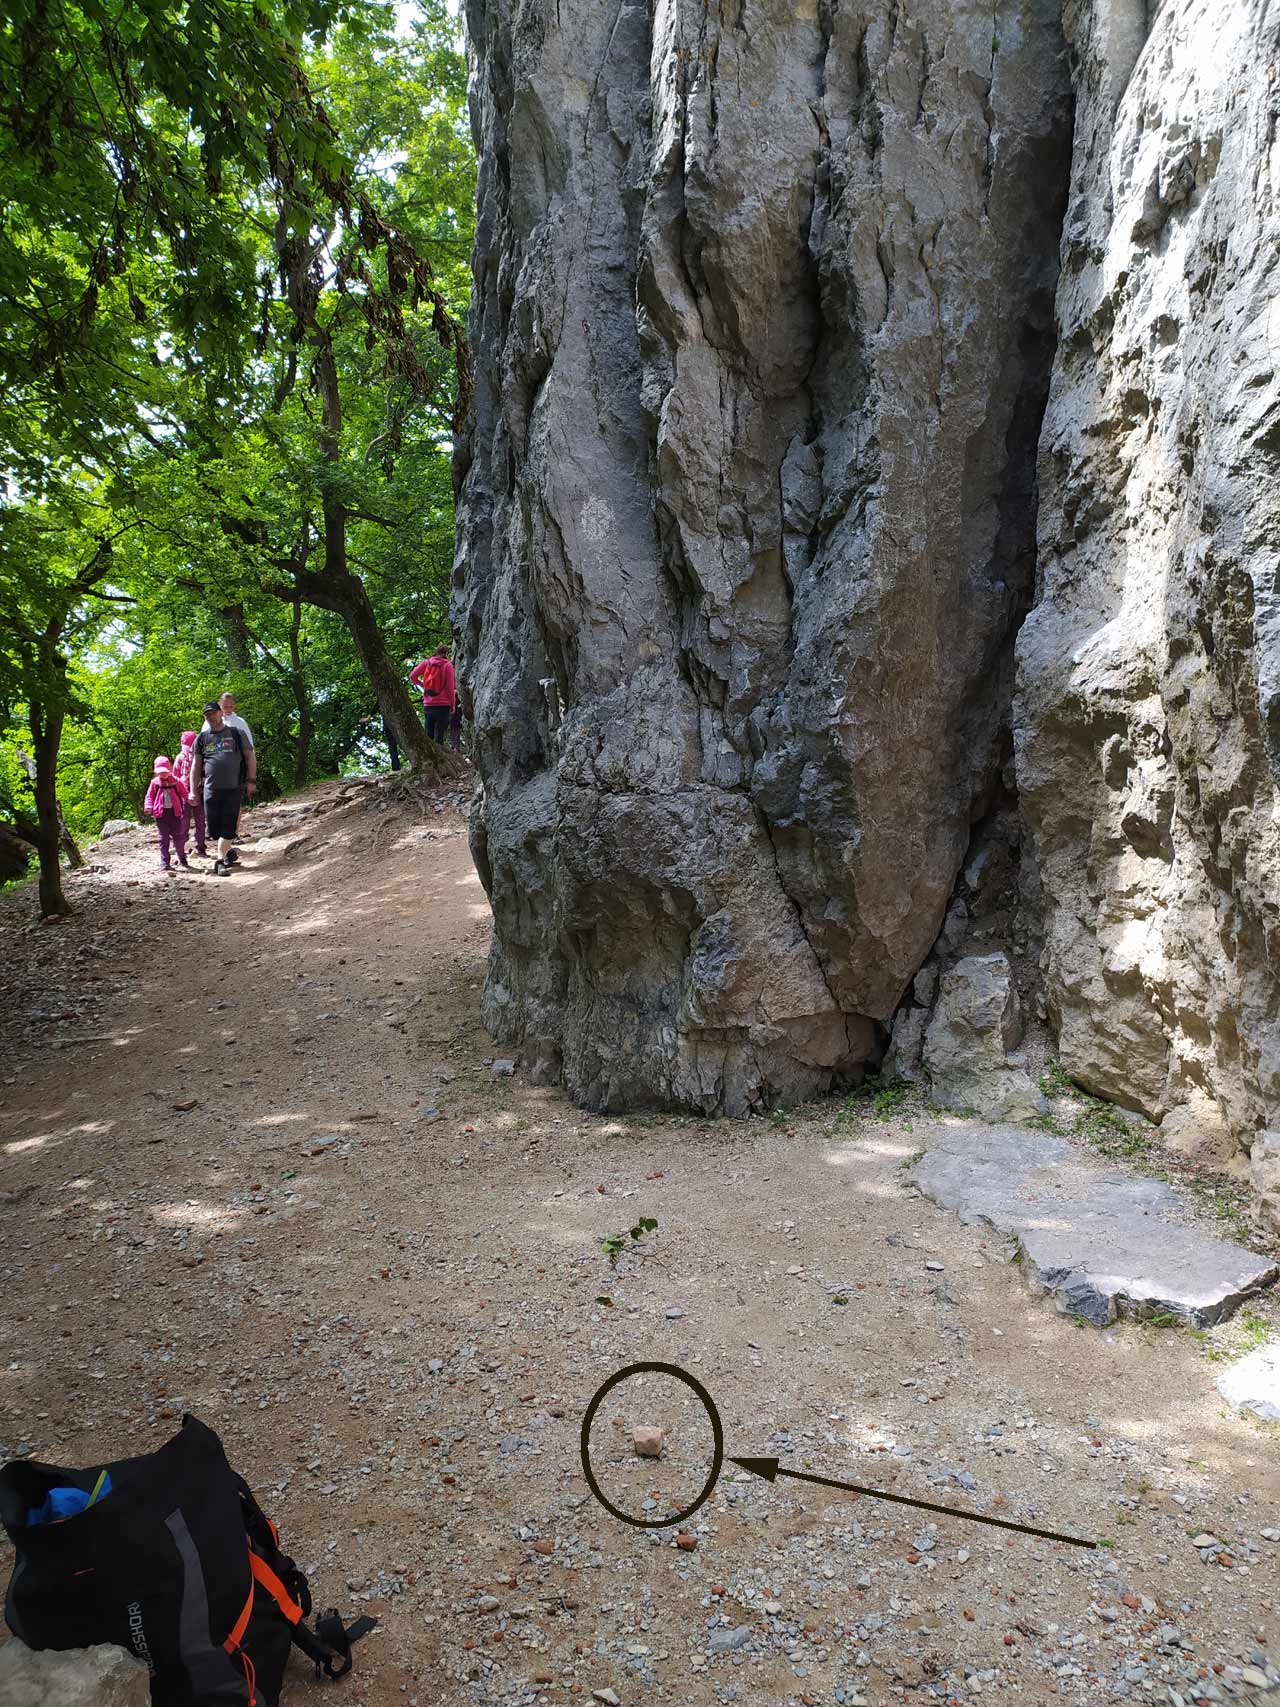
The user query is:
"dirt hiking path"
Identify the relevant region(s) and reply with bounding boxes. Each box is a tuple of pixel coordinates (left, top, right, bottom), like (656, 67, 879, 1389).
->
(0, 778, 1277, 1707)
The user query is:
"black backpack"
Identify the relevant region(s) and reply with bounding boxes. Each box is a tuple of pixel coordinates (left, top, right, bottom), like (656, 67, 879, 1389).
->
(0, 1415, 374, 1705)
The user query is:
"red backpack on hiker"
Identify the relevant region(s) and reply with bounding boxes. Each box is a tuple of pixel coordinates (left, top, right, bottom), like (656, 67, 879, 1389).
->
(419, 658, 445, 698)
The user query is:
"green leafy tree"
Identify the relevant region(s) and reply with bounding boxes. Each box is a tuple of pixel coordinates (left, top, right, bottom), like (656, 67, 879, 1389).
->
(0, 479, 126, 912)
(1, 0, 474, 911)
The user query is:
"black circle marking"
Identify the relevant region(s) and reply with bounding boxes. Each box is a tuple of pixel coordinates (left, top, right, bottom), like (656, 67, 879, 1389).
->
(580, 1360, 725, 1529)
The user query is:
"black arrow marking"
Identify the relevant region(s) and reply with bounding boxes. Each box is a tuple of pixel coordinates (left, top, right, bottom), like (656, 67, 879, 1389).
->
(729, 1457, 1096, 1550)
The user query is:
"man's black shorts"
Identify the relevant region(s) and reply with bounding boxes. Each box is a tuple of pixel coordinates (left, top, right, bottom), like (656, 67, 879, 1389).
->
(205, 787, 241, 841)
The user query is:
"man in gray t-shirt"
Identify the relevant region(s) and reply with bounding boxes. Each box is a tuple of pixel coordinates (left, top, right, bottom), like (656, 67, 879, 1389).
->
(191, 700, 257, 876)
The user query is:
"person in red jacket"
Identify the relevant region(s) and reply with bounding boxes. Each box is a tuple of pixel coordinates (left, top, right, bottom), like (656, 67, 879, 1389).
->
(409, 645, 456, 744)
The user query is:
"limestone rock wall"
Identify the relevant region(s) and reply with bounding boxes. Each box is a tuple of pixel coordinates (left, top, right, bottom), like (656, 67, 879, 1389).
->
(1015, 0, 1280, 1172)
(456, 0, 1072, 1113)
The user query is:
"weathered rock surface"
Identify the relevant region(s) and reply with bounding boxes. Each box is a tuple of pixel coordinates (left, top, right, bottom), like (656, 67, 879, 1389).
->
(0, 1643, 148, 1707)
(912, 1124, 1278, 1326)
(456, 0, 1073, 1112)
(1217, 1339, 1280, 1423)
(922, 952, 1038, 1119)
(459, 0, 1280, 1227)
(1014, 0, 1280, 1196)
(1252, 1130, 1280, 1229)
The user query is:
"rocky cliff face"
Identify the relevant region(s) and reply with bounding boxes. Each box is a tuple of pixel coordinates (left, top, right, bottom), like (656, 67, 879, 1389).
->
(456, 0, 1072, 1113)
(1015, 0, 1280, 1188)
(458, 0, 1280, 1205)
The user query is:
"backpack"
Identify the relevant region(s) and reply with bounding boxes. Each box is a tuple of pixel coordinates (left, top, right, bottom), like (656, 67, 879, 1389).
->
(0, 1415, 374, 1705)
(419, 658, 445, 698)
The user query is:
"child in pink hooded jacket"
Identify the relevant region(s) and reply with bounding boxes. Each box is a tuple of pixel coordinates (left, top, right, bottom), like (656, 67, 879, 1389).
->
(144, 756, 190, 871)
(172, 731, 206, 856)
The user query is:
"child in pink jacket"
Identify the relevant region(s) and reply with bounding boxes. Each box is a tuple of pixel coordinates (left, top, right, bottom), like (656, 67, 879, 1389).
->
(172, 731, 206, 856)
(144, 756, 190, 871)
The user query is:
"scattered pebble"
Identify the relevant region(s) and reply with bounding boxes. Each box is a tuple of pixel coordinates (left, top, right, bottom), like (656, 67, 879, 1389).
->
(632, 1426, 664, 1458)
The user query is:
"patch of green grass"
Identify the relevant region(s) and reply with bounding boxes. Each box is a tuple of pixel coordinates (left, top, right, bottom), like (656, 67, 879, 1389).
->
(1202, 1308, 1275, 1363)
(1142, 1309, 1184, 1331)
(835, 1074, 907, 1125)
(1074, 1097, 1153, 1162)
(1238, 1311, 1271, 1351)
(898, 1147, 926, 1173)
(872, 1084, 907, 1117)
(1183, 1177, 1254, 1245)
(1040, 1059, 1074, 1100)
(1027, 1111, 1063, 1135)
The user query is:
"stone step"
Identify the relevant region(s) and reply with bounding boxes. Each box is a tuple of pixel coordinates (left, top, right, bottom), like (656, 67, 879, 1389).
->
(911, 1124, 1277, 1327)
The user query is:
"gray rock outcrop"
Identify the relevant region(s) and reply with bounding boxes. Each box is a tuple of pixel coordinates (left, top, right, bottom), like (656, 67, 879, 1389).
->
(922, 952, 1038, 1119)
(1014, 0, 1280, 1182)
(456, 0, 1072, 1112)
(458, 0, 1280, 1226)
(0, 1643, 149, 1707)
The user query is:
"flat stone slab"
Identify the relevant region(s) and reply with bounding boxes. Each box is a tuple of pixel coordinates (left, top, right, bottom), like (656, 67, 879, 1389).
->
(1217, 1341, 1280, 1422)
(911, 1125, 1277, 1327)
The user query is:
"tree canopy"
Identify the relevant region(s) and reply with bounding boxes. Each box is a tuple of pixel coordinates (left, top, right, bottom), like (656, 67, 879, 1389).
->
(0, 0, 475, 910)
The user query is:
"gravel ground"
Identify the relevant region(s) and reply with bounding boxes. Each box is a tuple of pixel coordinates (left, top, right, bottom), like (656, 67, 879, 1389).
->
(0, 778, 1277, 1707)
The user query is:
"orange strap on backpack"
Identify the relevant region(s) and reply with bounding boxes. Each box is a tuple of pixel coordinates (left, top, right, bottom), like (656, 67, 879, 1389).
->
(249, 1549, 305, 1625)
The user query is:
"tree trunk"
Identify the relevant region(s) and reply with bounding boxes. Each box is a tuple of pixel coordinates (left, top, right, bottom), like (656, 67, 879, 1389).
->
(59, 810, 83, 869)
(274, 223, 443, 774)
(17, 745, 81, 868)
(30, 696, 70, 917)
(220, 604, 252, 671)
(288, 595, 313, 786)
(334, 574, 436, 769)
(313, 323, 438, 771)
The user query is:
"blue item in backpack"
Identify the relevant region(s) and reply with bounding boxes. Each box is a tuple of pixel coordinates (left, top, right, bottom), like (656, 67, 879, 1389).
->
(27, 1470, 111, 1526)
